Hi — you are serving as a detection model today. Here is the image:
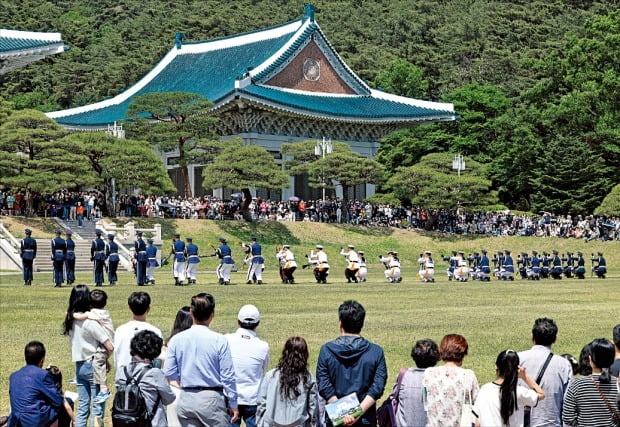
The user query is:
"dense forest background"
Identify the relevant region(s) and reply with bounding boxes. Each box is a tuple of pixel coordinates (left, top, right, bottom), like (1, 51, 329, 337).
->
(1, 0, 619, 214)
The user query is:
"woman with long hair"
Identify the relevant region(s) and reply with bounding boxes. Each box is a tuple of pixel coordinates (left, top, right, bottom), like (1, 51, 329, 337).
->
(473, 350, 545, 426)
(257, 336, 317, 427)
(62, 285, 113, 427)
(563, 338, 620, 426)
(162, 306, 192, 427)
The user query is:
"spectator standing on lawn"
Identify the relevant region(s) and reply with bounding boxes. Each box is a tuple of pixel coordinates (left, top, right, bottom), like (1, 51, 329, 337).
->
(422, 334, 479, 427)
(394, 339, 440, 427)
(226, 304, 270, 427)
(518, 317, 572, 427)
(164, 293, 239, 426)
(63, 285, 113, 427)
(316, 300, 387, 426)
(257, 336, 317, 427)
(611, 324, 620, 377)
(114, 291, 163, 384)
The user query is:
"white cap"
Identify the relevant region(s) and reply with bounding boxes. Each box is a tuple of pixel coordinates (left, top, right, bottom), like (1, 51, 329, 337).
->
(316, 245, 323, 249)
(238, 304, 260, 323)
(348, 244, 355, 248)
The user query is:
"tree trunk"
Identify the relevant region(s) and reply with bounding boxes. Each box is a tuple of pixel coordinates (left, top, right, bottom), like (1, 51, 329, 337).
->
(181, 164, 192, 198)
(240, 188, 253, 222)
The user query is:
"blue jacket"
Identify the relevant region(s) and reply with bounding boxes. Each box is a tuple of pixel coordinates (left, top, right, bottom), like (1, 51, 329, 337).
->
(9, 364, 64, 427)
(316, 336, 387, 426)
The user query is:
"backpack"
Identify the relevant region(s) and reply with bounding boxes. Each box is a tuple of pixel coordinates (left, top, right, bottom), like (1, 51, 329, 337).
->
(112, 365, 158, 427)
(376, 368, 407, 427)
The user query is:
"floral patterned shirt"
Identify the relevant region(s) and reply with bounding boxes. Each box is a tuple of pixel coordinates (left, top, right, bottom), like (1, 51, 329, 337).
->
(422, 365, 480, 427)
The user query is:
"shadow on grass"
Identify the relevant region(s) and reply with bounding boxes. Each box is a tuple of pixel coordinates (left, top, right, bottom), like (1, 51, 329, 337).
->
(330, 224, 394, 237)
(217, 221, 300, 245)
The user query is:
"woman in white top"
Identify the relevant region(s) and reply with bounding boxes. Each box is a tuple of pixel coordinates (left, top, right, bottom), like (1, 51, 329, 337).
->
(63, 285, 113, 427)
(473, 350, 545, 427)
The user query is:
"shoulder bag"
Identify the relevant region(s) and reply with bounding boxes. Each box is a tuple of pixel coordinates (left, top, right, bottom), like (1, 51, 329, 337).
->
(524, 352, 554, 427)
(377, 368, 407, 427)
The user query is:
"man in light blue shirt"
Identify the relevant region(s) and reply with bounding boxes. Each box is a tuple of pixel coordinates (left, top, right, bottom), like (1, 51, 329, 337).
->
(518, 317, 572, 427)
(165, 293, 239, 426)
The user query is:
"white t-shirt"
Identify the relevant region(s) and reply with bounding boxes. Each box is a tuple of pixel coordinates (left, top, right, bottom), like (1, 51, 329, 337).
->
(473, 381, 539, 427)
(114, 320, 162, 383)
(225, 328, 270, 405)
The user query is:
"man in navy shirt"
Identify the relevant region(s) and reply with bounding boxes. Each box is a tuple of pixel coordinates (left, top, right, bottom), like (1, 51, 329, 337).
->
(8, 341, 64, 427)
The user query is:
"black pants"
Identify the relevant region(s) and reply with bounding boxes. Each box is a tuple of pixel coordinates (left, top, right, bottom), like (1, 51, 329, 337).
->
(345, 268, 359, 282)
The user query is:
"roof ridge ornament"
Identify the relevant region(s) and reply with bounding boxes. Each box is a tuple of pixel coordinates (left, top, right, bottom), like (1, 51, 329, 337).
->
(303, 3, 315, 22)
(175, 32, 184, 49)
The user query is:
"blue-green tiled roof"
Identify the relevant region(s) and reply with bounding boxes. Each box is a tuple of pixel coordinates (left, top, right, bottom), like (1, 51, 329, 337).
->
(240, 85, 454, 120)
(0, 36, 60, 52)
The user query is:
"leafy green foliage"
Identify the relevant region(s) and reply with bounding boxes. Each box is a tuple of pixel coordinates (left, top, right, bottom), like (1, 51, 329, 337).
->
(386, 152, 500, 210)
(126, 92, 219, 197)
(375, 59, 428, 98)
(594, 183, 620, 216)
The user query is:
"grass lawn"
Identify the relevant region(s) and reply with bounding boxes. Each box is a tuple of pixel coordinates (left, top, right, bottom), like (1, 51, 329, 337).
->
(1, 219, 618, 421)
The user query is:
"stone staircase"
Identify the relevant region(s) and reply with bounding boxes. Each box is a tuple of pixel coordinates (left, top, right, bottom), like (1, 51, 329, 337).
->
(35, 219, 130, 272)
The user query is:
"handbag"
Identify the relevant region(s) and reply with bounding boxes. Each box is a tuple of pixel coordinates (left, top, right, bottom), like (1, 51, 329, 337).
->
(591, 376, 620, 426)
(459, 377, 476, 427)
(377, 368, 407, 427)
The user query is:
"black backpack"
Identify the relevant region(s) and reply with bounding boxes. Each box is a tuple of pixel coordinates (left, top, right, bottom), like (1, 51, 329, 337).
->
(112, 365, 159, 427)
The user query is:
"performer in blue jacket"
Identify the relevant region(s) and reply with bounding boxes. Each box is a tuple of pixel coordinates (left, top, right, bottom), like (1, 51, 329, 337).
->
(64, 229, 76, 285)
(145, 238, 159, 285)
(106, 234, 120, 285)
(185, 237, 200, 285)
(91, 229, 106, 287)
(8, 341, 64, 427)
(20, 228, 37, 286)
(51, 228, 66, 288)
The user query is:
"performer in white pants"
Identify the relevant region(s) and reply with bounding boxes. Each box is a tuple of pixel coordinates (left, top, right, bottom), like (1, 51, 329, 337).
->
(171, 233, 186, 285)
(185, 237, 200, 285)
(216, 237, 234, 285)
(417, 250, 435, 282)
(145, 238, 159, 284)
(246, 236, 264, 284)
(356, 251, 368, 282)
(380, 251, 401, 283)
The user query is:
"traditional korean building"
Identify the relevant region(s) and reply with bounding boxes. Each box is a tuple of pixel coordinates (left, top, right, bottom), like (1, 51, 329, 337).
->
(47, 4, 456, 200)
(0, 29, 66, 75)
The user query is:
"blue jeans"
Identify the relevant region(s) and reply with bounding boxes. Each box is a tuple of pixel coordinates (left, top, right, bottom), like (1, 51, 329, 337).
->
(77, 214, 83, 226)
(229, 404, 257, 427)
(76, 360, 104, 427)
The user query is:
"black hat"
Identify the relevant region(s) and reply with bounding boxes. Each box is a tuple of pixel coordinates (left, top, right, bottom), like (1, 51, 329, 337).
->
(481, 249, 487, 254)
(107, 234, 114, 240)
(505, 249, 511, 254)
(577, 251, 583, 256)
(553, 250, 558, 254)
(25, 228, 32, 234)
(532, 250, 538, 255)
(597, 252, 603, 256)
(147, 238, 154, 243)
(174, 233, 180, 238)
(219, 237, 226, 243)
(65, 229, 73, 236)
(251, 235, 257, 241)
(136, 230, 143, 236)
(186, 237, 193, 242)
(95, 229, 102, 236)
(54, 228, 62, 234)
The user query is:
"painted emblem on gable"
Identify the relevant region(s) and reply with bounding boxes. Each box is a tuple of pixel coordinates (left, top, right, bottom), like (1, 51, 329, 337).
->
(303, 58, 320, 81)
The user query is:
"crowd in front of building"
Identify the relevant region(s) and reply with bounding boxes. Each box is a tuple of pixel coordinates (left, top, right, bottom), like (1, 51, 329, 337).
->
(2, 189, 619, 241)
(5, 291, 620, 427)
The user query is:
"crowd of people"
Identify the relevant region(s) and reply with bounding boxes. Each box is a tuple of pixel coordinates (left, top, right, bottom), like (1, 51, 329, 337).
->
(4, 291, 620, 427)
(2, 189, 620, 240)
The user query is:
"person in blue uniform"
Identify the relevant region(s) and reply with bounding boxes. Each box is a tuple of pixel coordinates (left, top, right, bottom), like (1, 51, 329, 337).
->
(91, 229, 106, 287)
(185, 237, 200, 285)
(134, 230, 147, 286)
(479, 249, 491, 276)
(540, 251, 551, 279)
(171, 233, 186, 286)
(562, 251, 575, 278)
(530, 250, 541, 280)
(503, 249, 515, 274)
(65, 229, 76, 285)
(145, 238, 159, 285)
(216, 237, 234, 285)
(517, 252, 528, 279)
(442, 250, 458, 280)
(20, 228, 37, 286)
(550, 250, 563, 280)
(8, 341, 64, 427)
(106, 234, 120, 285)
(51, 228, 66, 288)
(575, 251, 586, 279)
(592, 251, 607, 279)
(247, 235, 264, 284)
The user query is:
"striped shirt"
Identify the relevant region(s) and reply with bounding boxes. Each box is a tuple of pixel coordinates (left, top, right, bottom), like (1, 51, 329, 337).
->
(562, 374, 619, 427)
